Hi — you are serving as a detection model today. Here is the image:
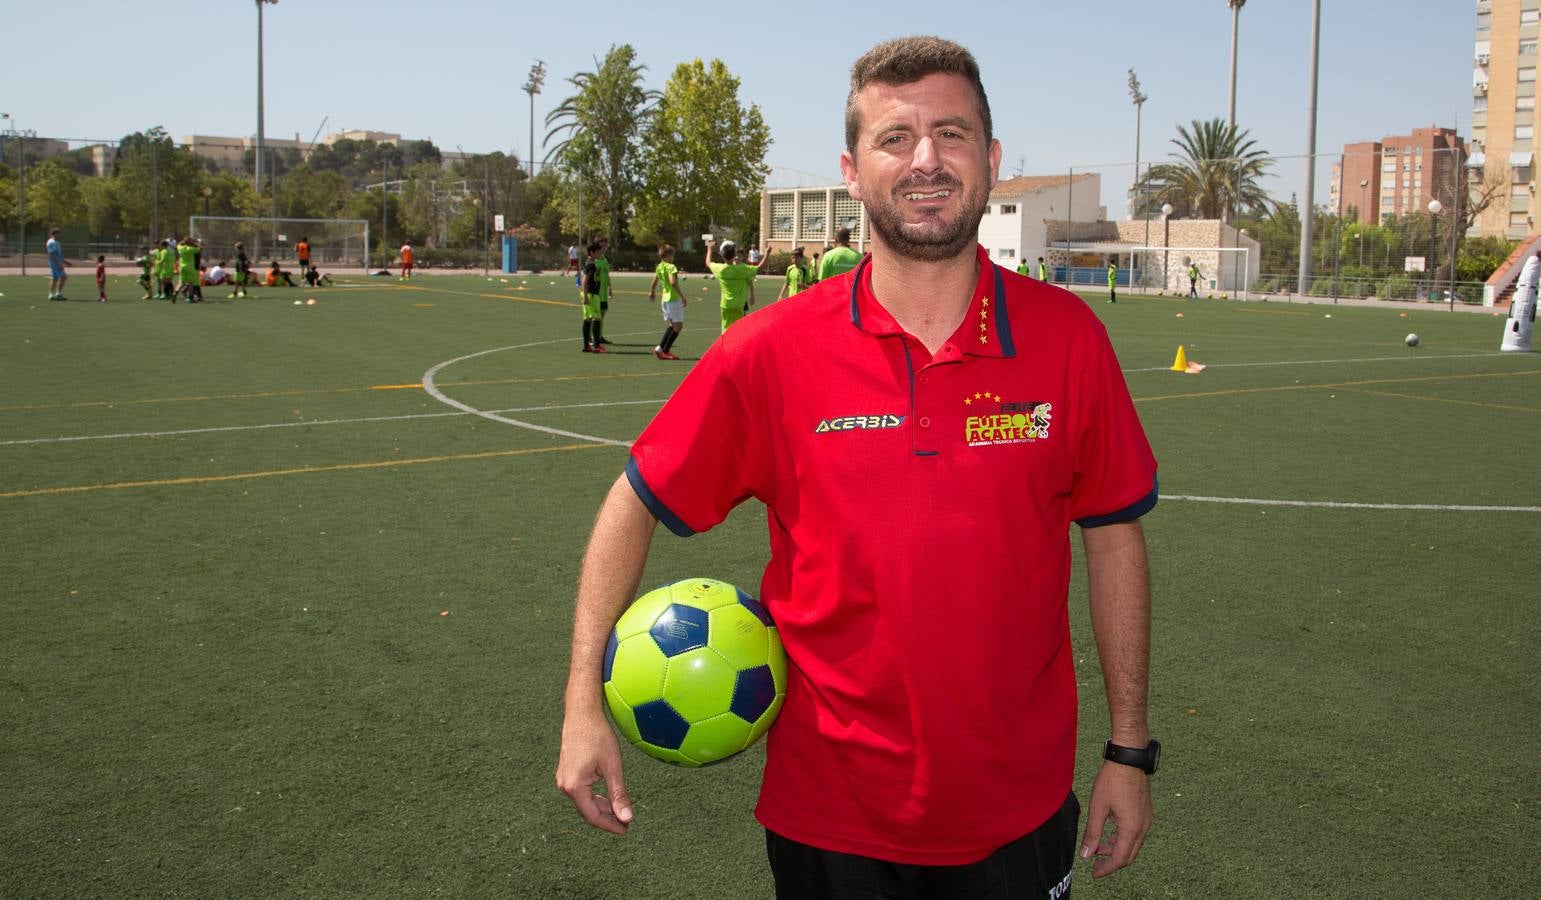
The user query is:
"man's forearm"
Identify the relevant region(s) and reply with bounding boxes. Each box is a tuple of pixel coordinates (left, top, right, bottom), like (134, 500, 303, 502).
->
(1082, 520, 1151, 746)
(565, 474, 661, 714)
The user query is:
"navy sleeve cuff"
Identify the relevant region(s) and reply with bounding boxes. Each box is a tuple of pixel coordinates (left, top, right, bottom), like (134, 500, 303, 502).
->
(1075, 477, 1159, 528)
(625, 457, 695, 537)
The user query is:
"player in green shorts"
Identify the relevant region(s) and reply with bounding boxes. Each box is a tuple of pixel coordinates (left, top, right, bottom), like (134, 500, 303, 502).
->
(593, 241, 614, 345)
(647, 244, 686, 360)
(135, 246, 153, 299)
(706, 239, 768, 332)
(818, 226, 861, 280)
(154, 240, 176, 300)
(776, 246, 811, 301)
(176, 238, 202, 303)
(580, 242, 608, 353)
(231, 242, 251, 298)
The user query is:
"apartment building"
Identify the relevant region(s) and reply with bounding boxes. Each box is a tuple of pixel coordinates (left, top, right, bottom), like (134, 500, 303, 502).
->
(1328, 128, 1465, 226)
(1471, 0, 1541, 238)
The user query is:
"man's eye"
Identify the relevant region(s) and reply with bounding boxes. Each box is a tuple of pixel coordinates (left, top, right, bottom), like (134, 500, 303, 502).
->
(882, 134, 907, 146)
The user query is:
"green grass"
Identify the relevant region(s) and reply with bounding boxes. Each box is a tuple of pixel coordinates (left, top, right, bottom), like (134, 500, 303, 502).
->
(1, 271, 1537, 897)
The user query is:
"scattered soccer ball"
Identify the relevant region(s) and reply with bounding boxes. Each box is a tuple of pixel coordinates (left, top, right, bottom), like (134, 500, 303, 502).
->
(293, 300, 302, 306)
(604, 578, 787, 767)
(306, 298, 317, 306)
(1405, 333, 1420, 347)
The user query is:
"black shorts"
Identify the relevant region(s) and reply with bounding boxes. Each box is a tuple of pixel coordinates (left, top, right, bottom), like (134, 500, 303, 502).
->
(766, 791, 1079, 899)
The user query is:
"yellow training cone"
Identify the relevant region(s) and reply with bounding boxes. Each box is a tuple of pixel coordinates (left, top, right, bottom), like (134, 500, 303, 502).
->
(1170, 345, 1189, 372)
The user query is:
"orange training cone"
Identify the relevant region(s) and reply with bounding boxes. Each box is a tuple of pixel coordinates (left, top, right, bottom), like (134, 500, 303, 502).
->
(1170, 345, 1189, 372)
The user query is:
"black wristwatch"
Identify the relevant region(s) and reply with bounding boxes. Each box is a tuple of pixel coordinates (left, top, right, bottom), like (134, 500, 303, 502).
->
(1103, 739, 1161, 774)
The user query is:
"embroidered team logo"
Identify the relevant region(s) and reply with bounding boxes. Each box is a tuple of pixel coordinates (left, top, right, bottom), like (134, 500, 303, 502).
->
(962, 390, 1052, 446)
(814, 414, 906, 434)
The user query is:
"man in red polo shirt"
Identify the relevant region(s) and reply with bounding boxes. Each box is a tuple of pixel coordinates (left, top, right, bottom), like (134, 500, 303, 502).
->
(558, 36, 1159, 897)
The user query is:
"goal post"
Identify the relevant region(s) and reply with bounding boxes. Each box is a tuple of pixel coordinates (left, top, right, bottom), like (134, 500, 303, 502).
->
(188, 217, 370, 274)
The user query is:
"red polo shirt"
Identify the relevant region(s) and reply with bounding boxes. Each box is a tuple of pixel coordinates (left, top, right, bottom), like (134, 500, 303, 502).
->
(626, 245, 1157, 865)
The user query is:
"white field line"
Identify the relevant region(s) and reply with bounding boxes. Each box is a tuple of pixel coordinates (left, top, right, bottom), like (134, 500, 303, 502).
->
(420, 336, 647, 447)
(1164, 494, 1541, 513)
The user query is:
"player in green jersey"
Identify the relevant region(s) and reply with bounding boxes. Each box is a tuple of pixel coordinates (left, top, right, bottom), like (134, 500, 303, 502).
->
(1016, 258, 1029, 277)
(1107, 261, 1118, 303)
(1037, 256, 1049, 281)
(819, 227, 861, 280)
(154, 240, 175, 300)
(776, 246, 811, 301)
(176, 238, 203, 303)
(647, 244, 686, 360)
(706, 238, 769, 332)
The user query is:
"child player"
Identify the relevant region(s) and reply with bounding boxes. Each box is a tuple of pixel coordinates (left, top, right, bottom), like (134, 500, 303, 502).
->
(399, 240, 414, 280)
(177, 237, 203, 303)
(647, 244, 685, 360)
(95, 256, 108, 302)
(776, 246, 810, 302)
(593, 239, 614, 345)
(580, 241, 608, 353)
(154, 240, 175, 300)
(135, 246, 153, 299)
(231, 241, 251, 298)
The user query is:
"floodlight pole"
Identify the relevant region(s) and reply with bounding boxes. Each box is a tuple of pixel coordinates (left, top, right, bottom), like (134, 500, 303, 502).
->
(1227, 0, 1246, 133)
(1297, 0, 1321, 296)
(1129, 69, 1148, 288)
(255, 1, 278, 201)
(523, 61, 546, 180)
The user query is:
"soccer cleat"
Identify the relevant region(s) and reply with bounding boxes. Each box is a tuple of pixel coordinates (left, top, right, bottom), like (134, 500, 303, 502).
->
(653, 347, 666, 359)
(591, 344, 609, 353)
(582, 345, 593, 352)
(660, 350, 679, 360)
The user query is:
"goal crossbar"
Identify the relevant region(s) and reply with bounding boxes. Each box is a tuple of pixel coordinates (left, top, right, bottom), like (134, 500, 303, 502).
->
(188, 216, 371, 274)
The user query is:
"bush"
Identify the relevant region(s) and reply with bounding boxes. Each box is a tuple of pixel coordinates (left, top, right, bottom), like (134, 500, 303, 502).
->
(1379, 274, 1415, 300)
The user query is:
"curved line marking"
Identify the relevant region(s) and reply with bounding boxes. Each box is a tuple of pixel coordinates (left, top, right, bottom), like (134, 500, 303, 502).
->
(421, 337, 638, 447)
(1165, 494, 1541, 513)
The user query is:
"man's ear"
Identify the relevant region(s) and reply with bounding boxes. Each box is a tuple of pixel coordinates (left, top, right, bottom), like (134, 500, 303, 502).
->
(840, 150, 863, 202)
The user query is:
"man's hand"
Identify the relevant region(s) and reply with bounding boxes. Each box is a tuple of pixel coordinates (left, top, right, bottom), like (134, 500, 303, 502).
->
(1079, 760, 1153, 878)
(556, 706, 634, 835)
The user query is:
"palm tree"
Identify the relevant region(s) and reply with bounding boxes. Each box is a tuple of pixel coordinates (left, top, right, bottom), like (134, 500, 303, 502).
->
(543, 45, 660, 250)
(1137, 118, 1274, 222)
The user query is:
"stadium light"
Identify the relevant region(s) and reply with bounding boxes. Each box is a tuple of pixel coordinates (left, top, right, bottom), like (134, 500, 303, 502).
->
(255, 0, 279, 203)
(523, 60, 547, 180)
(1162, 203, 1174, 291)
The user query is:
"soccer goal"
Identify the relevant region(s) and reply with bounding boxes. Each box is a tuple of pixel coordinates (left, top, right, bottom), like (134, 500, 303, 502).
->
(1126, 245, 1255, 298)
(188, 217, 371, 274)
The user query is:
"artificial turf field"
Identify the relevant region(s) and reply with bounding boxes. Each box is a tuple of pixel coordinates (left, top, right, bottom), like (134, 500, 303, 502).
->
(1, 268, 1538, 898)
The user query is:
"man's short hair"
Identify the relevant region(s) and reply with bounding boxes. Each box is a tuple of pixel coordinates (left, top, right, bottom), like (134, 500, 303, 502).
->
(658, 243, 674, 259)
(587, 241, 604, 254)
(791, 247, 804, 258)
(844, 36, 992, 155)
(835, 227, 852, 244)
(720, 240, 737, 260)
(50, 228, 61, 237)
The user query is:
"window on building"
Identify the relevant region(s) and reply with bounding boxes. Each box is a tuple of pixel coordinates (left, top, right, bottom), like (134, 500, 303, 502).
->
(1478, 13, 1492, 32)
(982, 206, 992, 214)
(1510, 211, 1530, 227)
(1000, 204, 1017, 214)
(1519, 97, 1535, 110)
(1523, 39, 1539, 56)
(1521, 68, 1538, 83)
(1523, 10, 1540, 25)
(1000, 248, 1016, 258)
(1518, 125, 1535, 140)
(1383, 162, 1397, 173)
(1476, 96, 1489, 111)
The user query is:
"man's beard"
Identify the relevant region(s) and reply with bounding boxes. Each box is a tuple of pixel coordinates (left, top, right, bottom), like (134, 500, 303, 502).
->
(863, 173, 988, 262)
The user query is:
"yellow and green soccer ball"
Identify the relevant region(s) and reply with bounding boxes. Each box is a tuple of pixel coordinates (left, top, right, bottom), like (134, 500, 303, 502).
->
(603, 578, 787, 767)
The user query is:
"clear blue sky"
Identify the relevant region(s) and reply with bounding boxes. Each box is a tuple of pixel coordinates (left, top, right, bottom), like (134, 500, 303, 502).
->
(3, 1, 1473, 214)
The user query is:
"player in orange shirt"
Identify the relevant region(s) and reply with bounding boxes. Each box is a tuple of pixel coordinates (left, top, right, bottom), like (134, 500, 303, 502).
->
(399, 240, 415, 280)
(295, 236, 312, 277)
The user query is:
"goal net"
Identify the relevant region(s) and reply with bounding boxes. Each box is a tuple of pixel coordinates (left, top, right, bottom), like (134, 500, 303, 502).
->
(1125, 245, 1254, 297)
(188, 217, 370, 273)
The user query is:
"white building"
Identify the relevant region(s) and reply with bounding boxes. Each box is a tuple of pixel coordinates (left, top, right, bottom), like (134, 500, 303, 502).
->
(975, 174, 1103, 269)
